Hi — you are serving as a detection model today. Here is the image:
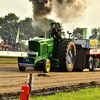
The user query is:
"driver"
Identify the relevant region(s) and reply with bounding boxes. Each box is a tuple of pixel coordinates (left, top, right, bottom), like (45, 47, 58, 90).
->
(51, 28, 57, 39)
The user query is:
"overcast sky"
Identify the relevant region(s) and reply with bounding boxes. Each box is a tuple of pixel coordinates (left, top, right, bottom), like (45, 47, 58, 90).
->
(0, 0, 32, 19)
(0, 0, 100, 38)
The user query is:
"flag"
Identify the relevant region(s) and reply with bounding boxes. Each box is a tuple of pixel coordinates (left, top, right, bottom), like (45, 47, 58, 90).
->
(16, 28, 19, 43)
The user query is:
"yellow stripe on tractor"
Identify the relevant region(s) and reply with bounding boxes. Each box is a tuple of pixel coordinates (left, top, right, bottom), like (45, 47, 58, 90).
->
(40, 42, 47, 45)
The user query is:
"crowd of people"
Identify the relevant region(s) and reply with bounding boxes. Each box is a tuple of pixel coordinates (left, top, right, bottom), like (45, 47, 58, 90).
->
(0, 41, 28, 52)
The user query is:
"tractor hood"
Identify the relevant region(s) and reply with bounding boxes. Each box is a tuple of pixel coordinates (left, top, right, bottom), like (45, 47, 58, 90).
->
(28, 37, 54, 56)
(29, 38, 54, 44)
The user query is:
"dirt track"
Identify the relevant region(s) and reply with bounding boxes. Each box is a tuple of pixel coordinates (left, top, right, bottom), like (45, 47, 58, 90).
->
(0, 58, 17, 61)
(0, 63, 100, 95)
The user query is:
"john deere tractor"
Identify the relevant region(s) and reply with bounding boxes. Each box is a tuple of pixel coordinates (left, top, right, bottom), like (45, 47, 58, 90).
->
(18, 23, 77, 73)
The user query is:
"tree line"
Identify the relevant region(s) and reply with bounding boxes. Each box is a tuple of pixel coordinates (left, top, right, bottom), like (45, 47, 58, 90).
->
(0, 13, 52, 44)
(71, 27, 100, 42)
(0, 13, 100, 45)
(0, 13, 66, 45)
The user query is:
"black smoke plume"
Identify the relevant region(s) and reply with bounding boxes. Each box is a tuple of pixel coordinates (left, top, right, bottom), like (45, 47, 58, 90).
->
(29, 0, 88, 30)
(29, 0, 53, 19)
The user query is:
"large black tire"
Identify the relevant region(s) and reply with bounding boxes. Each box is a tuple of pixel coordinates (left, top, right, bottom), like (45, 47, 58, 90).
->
(19, 66, 26, 71)
(34, 65, 43, 71)
(89, 56, 94, 71)
(43, 59, 51, 73)
(55, 39, 76, 72)
(85, 55, 89, 69)
(74, 45, 84, 72)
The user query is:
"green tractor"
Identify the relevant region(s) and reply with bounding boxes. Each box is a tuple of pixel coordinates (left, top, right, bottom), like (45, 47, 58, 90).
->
(18, 23, 77, 73)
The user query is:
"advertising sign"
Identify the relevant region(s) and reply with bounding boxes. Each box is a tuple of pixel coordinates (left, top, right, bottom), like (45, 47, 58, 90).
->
(83, 28, 87, 39)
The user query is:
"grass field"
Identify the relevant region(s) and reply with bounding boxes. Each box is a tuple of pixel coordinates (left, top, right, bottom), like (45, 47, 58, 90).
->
(0, 56, 18, 63)
(0, 56, 18, 58)
(0, 61, 18, 64)
(8, 87, 100, 100)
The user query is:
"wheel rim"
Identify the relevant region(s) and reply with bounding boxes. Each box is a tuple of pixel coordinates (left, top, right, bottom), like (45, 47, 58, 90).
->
(46, 61, 50, 72)
(67, 48, 73, 65)
(89, 60, 93, 69)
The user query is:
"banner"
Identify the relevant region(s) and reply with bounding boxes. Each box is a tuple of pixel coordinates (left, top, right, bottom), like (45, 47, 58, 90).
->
(0, 51, 27, 57)
(89, 40, 98, 48)
(83, 28, 87, 39)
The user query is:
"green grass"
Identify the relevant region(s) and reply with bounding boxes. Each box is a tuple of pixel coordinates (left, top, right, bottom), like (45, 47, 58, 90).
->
(0, 61, 18, 64)
(9, 87, 100, 100)
(0, 56, 18, 63)
(0, 56, 26, 58)
(0, 56, 18, 58)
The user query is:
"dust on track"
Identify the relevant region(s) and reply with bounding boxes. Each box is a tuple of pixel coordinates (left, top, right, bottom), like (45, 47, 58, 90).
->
(0, 63, 100, 99)
(0, 64, 100, 93)
(0, 58, 17, 61)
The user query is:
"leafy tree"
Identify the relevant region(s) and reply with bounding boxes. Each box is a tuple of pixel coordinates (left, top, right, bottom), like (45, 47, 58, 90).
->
(89, 28, 98, 39)
(0, 13, 19, 44)
(71, 28, 83, 39)
(19, 17, 35, 40)
(59, 25, 65, 38)
(89, 27, 100, 47)
(97, 27, 100, 42)
(0, 13, 66, 46)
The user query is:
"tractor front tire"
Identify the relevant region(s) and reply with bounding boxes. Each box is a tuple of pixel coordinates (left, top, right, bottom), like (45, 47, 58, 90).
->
(56, 39, 76, 72)
(19, 66, 26, 71)
(34, 65, 43, 71)
(43, 59, 51, 73)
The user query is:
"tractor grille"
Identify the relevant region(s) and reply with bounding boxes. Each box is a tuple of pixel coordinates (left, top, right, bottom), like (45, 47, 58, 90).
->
(29, 41, 40, 55)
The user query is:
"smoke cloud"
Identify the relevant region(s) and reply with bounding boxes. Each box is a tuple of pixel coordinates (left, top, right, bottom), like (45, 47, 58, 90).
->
(29, 0, 53, 19)
(53, 0, 88, 23)
(29, 0, 88, 30)
(32, 18, 51, 31)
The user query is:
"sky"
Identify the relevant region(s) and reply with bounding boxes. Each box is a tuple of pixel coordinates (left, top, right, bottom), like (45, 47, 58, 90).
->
(0, 0, 32, 19)
(0, 0, 100, 39)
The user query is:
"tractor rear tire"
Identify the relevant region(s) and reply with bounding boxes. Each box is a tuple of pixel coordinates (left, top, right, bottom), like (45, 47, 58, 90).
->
(19, 66, 26, 71)
(43, 59, 51, 73)
(89, 57, 94, 71)
(56, 39, 76, 72)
